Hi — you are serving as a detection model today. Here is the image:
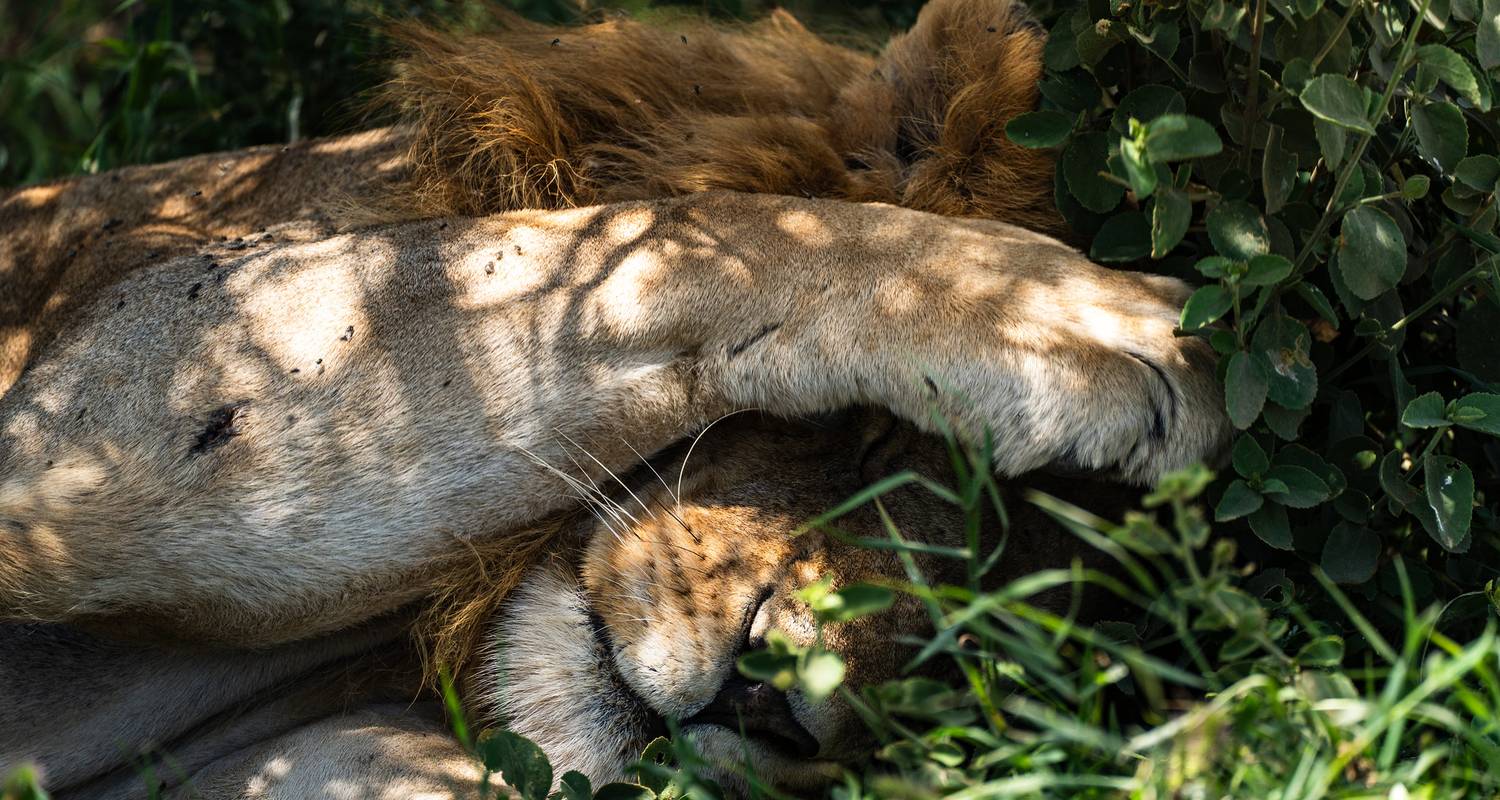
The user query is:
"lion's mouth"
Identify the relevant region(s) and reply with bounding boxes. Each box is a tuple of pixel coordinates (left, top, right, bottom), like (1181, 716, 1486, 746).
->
(583, 606, 669, 744)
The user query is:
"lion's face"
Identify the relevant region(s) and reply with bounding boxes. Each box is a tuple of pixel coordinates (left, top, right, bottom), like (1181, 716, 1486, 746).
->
(473, 410, 1110, 790)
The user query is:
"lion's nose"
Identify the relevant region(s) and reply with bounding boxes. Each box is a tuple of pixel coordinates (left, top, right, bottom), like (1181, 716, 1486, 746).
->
(683, 674, 820, 759)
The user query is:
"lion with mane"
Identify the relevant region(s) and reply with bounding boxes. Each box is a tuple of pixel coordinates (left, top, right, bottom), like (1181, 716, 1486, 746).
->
(0, 1, 1228, 797)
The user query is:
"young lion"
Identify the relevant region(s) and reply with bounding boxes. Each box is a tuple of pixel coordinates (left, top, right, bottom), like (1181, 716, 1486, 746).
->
(0, 0, 1230, 795)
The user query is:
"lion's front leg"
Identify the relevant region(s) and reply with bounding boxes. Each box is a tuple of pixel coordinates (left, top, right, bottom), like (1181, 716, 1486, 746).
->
(0, 193, 1227, 644)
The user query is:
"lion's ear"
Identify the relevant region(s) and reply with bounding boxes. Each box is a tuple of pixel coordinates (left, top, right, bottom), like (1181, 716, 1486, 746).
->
(831, 0, 1061, 234)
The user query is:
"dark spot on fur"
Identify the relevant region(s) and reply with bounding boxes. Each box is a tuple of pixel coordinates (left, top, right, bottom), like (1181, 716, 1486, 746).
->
(924, 375, 940, 396)
(115, 300, 126, 310)
(693, 84, 702, 95)
(680, 34, 687, 43)
(442, 379, 452, 388)
(76, 407, 87, 420)
(191, 403, 246, 455)
(290, 368, 300, 374)
(438, 221, 448, 230)
(513, 245, 523, 255)
(843, 155, 870, 171)
(485, 262, 495, 275)
(187, 282, 202, 300)
(45, 460, 53, 469)
(729, 322, 783, 357)
(986, 25, 997, 32)
(339, 325, 354, 341)
(287, 414, 297, 424)
(189, 190, 202, 198)
(101, 217, 123, 231)
(551, 38, 561, 45)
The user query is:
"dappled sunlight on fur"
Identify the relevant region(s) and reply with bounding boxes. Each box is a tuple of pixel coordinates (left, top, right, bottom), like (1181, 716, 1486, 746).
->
(377, 0, 1059, 232)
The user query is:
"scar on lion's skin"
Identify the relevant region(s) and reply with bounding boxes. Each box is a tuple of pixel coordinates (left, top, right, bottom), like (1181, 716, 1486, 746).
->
(191, 403, 247, 455)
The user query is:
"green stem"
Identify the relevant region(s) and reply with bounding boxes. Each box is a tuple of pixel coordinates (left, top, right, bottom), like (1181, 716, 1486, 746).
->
(1242, 0, 1270, 171)
(1292, 0, 1432, 276)
(1310, 0, 1363, 71)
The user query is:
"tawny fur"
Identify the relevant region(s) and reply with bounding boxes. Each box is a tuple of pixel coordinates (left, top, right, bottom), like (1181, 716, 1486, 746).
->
(378, 0, 1059, 232)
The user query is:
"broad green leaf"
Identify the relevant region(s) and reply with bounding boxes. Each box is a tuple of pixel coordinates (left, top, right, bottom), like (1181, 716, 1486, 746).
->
(1481, 0, 1500, 71)
(1232, 434, 1270, 477)
(1314, 119, 1347, 170)
(1091, 212, 1152, 262)
(1262, 465, 1331, 508)
(1401, 391, 1450, 428)
(1450, 393, 1500, 436)
(800, 650, 846, 703)
(1416, 44, 1481, 105)
(1119, 137, 1158, 198)
(814, 583, 896, 622)
(1151, 189, 1191, 256)
(1423, 454, 1474, 551)
(1455, 155, 1500, 193)
(1254, 316, 1318, 410)
(1262, 125, 1298, 215)
(557, 771, 592, 800)
(1242, 254, 1292, 286)
(1112, 84, 1186, 133)
(1300, 74, 1374, 134)
(1320, 523, 1380, 584)
(1207, 200, 1270, 260)
(1296, 635, 1346, 666)
(1180, 285, 1233, 329)
(1215, 479, 1264, 521)
(1226, 352, 1269, 429)
(1144, 114, 1224, 161)
(1005, 110, 1075, 148)
(1248, 502, 1293, 549)
(1402, 174, 1431, 200)
(1195, 255, 1234, 278)
(478, 731, 553, 800)
(1337, 206, 1407, 300)
(1062, 132, 1124, 212)
(1412, 101, 1468, 173)
(1379, 450, 1422, 507)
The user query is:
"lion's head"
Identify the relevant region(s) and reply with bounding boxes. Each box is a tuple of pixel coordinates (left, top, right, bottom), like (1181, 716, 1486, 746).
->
(417, 409, 1124, 791)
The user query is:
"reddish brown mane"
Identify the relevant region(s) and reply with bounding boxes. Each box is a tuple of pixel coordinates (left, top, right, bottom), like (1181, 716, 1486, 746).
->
(379, 0, 1059, 233)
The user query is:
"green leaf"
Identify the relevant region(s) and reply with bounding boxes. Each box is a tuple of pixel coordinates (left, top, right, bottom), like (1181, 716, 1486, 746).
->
(1090, 212, 1152, 262)
(1119, 137, 1158, 198)
(1226, 352, 1269, 429)
(1402, 391, 1451, 428)
(1320, 523, 1380, 584)
(1242, 254, 1292, 287)
(1232, 434, 1270, 477)
(1005, 110, 1075, 149)
(1481, 0, 1500, 71)
(1423, 455, 1474, 552)
(1144, 114, 1224, 161)
(1450, 393, 1500, 436)
(1262, 126, 1298, 215)
(1262, 465, 1330, 508)
(1112, 84, 1186, 133)
(557, 771, 593, 800)
(1207, 200, 1270, 260)
(1416, 44, 1481, 106)
(1254, 316, 1318, 410)
(1180, 285, 1233, 329)
(1314, 119, 1347, 170)
(1151, 189, 1191, 257)
(1455, 155, 1500, 193)
(1401, 174, 1431, 200)
(1337, 206, 1407, 300)
(815, 583, 896, 622)
(1248, 502, 1293, 549)
(800, 650, 846, 703)
(1296, 635, 1346, 666)
(1215, 479, 1264, 521)
(1062, 132, 1124, 213)
(1300, 75, 1375, 134)
(478, 731, 553, 800)
(1412, 101, 1468, 173)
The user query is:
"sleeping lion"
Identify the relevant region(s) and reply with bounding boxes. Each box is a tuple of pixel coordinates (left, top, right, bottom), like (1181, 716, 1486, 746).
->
(0, 0, 1230, 796)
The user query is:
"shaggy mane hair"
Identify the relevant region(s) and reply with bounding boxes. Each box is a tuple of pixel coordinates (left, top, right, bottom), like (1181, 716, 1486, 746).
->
(386, 0, 1061, 691)
(378, 0, 1060, 233)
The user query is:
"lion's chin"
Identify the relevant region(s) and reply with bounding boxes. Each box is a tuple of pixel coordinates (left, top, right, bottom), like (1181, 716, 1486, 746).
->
(473, 560, 660, 784)
(681, 724, 845, 793)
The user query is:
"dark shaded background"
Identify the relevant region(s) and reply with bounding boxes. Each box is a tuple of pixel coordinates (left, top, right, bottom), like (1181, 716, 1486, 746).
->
(0, 0, 942, 188)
